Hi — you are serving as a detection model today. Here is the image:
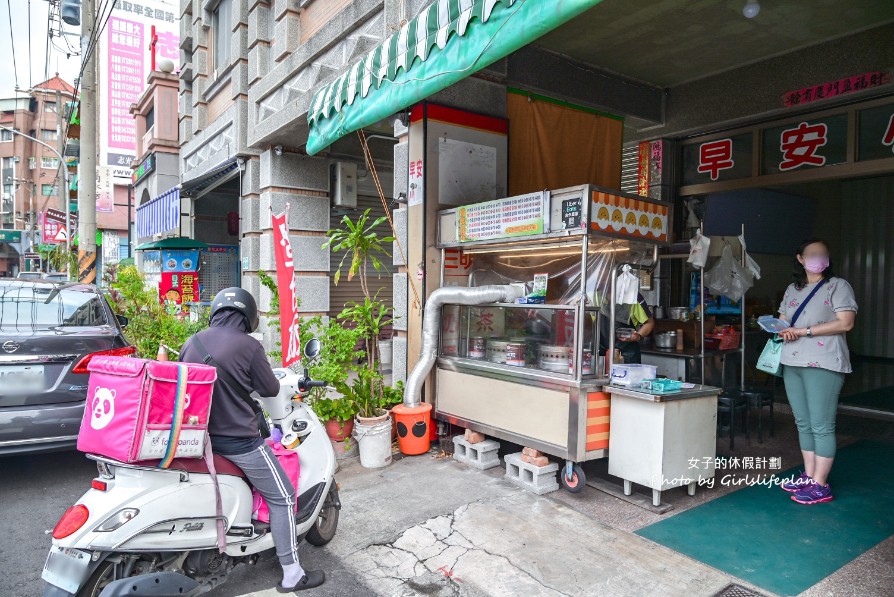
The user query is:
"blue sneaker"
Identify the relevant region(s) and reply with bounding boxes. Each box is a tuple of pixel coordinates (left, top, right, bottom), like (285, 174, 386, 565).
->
(781, 471, 813, 493)
(791, 482, 834, 505)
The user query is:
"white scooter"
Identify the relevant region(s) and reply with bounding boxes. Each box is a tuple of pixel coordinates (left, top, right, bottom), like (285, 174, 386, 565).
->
(41, 339, 339, 597)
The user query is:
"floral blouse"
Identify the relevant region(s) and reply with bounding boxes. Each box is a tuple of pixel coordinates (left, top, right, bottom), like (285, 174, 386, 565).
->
(778, 277, 858, 373)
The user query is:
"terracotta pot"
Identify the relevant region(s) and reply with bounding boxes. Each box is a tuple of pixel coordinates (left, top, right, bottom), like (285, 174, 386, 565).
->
(325, 418, 354, 442)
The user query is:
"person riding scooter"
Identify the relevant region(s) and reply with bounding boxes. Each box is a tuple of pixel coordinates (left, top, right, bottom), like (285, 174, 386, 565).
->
(179, 287, 325, 592)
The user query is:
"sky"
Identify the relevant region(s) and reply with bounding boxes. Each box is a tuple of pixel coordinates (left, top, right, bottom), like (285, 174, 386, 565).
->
(0, 0, 83, 98)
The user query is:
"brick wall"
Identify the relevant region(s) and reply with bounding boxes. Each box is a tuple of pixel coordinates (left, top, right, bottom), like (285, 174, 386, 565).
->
(300, 0, 352, 43)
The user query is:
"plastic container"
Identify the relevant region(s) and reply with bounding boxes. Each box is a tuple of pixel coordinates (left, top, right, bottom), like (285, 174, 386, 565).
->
(378, 339, 393, 370)
(609, 363, 658, 388)
(354, 416, 393, 468)
(391, 402, 432, 455)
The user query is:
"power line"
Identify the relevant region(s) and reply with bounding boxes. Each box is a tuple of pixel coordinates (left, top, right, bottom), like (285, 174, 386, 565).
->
(6, 0, 19, 90)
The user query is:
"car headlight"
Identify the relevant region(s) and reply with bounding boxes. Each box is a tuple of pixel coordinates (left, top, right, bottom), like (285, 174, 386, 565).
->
(96, 508, 139, 532)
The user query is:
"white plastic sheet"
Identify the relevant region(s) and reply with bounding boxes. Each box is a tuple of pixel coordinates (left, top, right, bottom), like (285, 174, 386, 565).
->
(703, 244, 754, 302)
(687, 229, 711, 268)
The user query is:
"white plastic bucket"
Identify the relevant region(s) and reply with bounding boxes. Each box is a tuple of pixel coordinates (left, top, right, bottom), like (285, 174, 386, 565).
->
(354, 418, 393, 468)
(378, 339, 393, 370)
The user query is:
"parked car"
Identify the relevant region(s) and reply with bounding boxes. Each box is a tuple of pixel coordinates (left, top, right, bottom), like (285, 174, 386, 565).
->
(44, 273, 69, 282)
(16, 272, 46, 280)
(0, 280, 134, 455)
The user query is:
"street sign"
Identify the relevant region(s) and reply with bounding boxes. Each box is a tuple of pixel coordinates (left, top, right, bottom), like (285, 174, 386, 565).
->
(46, 209, 67, 224)
(0, 230, 22, 243)
(54, 226, 69, 242)
(24, 252, 41, 260)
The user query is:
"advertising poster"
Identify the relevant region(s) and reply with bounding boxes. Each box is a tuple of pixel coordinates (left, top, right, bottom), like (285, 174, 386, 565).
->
(159, 272, 199, 315)
(457, 192, 546, 243)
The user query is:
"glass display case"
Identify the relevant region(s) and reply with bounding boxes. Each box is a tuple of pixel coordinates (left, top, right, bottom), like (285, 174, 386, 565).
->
(439, 304, 604, 378)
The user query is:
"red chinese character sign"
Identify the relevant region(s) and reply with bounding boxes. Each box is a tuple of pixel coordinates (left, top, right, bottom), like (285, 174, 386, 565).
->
(443, 248, 473, 287)
(159, 273, 200, 316)
(272, 208, 301, 368)
(697, 139, 735, 181)
(779, 122, 828, 171)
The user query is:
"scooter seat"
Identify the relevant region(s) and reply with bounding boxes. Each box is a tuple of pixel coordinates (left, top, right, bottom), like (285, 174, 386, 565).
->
(138, 454, 248, 478)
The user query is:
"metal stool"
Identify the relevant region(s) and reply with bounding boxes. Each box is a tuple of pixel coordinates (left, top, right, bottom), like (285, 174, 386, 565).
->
(739, 386, 774, 443)
(717, 390, 749, 450)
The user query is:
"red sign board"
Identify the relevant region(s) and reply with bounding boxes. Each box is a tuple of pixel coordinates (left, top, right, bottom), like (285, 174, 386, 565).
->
(159, 272, 199, 315)
(272, 209, 301, 368)
(782, 71, 891, 108)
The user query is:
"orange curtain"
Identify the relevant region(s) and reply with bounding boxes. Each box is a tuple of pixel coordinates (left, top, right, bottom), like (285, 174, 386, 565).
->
(507, 91, 622, 196)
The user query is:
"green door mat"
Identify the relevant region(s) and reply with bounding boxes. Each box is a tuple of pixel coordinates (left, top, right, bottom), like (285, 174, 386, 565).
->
(635, 441, 894, 596)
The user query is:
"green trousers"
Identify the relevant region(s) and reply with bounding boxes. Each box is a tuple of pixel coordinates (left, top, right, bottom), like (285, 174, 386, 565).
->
(783, 365, 845, 458)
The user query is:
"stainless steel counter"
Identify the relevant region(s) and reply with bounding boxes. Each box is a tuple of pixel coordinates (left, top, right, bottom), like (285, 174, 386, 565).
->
(604, 384, 722, 403)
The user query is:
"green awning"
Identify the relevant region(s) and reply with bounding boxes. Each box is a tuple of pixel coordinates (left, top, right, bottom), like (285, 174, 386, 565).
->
(135, 237, 209, 251)
(306, 0, 602, 155)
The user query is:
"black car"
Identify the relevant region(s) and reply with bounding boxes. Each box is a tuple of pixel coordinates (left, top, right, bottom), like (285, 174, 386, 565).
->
(0, 280, 134, 455)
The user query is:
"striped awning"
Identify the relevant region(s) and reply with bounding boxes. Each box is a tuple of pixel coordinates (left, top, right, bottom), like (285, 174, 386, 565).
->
(136, 186, 180, 238)
(305, 0, 602, 155)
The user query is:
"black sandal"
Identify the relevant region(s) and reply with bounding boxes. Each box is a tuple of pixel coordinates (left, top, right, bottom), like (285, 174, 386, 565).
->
(277, 570, 326, 592)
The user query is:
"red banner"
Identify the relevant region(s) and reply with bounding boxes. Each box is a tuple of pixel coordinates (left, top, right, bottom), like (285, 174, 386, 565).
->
(272, 209, 301, 368)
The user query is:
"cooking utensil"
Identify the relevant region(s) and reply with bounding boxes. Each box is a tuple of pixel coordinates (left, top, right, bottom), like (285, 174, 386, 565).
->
(668, 307, 689, 321)
(655, 332, 677, 349)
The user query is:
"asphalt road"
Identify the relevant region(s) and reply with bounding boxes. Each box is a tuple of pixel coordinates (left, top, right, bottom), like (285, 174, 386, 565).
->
(0, 450, 369, 597)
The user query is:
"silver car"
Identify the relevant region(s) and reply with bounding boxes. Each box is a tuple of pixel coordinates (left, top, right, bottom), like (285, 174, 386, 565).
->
(0, 280, 134, 455)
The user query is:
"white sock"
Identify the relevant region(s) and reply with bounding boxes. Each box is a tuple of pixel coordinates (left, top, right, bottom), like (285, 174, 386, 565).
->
(282, 562, 306, 587)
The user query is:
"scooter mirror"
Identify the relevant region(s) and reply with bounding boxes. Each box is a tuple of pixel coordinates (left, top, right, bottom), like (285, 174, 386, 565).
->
(303, 338, 321, 360)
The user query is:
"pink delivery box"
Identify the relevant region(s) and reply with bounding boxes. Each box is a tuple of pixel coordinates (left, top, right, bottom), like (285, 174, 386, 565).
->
(77, 356, 217, 463)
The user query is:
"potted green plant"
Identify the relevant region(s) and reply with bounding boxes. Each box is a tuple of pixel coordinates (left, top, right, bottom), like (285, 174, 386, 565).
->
(309, 395, 357, 442)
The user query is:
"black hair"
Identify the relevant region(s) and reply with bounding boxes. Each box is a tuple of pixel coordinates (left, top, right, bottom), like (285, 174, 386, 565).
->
(793, 238, 834, 291)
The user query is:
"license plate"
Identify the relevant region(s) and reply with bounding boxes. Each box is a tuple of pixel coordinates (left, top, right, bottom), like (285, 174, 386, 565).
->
(0, 365, 44, 394)
(42, 547, 92, 593)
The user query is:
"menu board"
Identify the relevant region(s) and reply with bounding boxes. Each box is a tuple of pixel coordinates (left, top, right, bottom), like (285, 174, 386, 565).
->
(457, 192, 546, 243)
(161, 250, 199, 273)
(561, 197, 583, 230)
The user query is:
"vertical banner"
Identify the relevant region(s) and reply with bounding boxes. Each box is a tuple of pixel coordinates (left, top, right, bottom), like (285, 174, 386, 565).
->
(272, 209, 301, 368)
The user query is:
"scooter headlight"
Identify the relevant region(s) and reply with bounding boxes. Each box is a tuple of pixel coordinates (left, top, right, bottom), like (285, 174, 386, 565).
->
(96, 508, 139, 532)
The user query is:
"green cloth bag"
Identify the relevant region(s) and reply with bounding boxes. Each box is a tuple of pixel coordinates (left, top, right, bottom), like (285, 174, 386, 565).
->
(757, 335, 784, 377)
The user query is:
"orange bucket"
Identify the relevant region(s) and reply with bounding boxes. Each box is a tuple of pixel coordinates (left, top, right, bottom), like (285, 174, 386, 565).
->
(391, 403, 432, 455)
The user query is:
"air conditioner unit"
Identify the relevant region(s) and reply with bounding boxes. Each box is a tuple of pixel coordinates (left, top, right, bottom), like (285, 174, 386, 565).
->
(13, 157, 20, 162)
(332, 162, 357, 208)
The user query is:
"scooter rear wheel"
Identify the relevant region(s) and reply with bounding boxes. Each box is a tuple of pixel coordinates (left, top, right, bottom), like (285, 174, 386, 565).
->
(305, 484, 340, 546)
(77, 560, 115, 597)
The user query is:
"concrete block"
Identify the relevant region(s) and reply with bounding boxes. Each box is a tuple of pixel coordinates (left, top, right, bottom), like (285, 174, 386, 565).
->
(242, 158, 262, 196)
(504, 452, 559, 495)
(259, 233, 328, 272)
(392, 207, 407, 267)
(259, 191, 329, 232)
(294, 275, 329, 313)
(272, 13, 300, 62)
(248, 44, 270, 84)
(241, 273, 261, 306)
(230, 27, 250, 70)
(393, 141, 408, 199)
(392, 336, 408, 384)
(272, 0, 299, 20)
(241, 196, 261, 233)
(453, 436, 500, 470)
(240, 234, 261, 271)
(260, 150, 329, 192)
(247, 2, 270, 46)
(392, 272, 408, 331)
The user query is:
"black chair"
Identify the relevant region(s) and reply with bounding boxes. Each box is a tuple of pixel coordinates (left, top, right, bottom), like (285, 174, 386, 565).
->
(739, 386, 774, 443)
(717, 390, 749, 450)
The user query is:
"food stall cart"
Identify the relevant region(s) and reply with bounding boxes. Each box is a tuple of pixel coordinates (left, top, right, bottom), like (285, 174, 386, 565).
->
(432, 184, 673, 491)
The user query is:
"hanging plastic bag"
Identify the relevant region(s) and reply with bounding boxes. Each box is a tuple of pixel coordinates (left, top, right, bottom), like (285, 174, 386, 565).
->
(615, 264, 640, 305)
(738, 233, 761, 280)
(687, 229, 711, 268)
(703, 245, 754, 302)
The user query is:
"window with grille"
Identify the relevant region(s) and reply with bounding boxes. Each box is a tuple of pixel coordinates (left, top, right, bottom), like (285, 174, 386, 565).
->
(42, 157, 59, 169)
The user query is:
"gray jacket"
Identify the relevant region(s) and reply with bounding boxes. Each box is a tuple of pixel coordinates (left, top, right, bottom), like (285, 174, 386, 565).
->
(180, 310, 280, 438)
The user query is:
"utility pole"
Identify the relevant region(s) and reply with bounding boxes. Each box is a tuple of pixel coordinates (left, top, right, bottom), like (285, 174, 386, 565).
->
(56, 89, 65, 213)
(78, 0, 98, 283)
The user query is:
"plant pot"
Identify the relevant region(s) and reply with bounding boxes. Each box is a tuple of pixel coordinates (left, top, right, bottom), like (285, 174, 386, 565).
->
(325, 418, 354, 442)
(356, 409, 389, 426)
(378, 339, 393, 372)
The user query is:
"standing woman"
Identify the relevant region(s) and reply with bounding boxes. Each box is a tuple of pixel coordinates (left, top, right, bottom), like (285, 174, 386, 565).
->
(777, 239, 857, 505)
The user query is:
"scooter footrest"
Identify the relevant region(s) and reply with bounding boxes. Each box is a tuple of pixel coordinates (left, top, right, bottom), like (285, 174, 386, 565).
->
(251, 521, 271, 535)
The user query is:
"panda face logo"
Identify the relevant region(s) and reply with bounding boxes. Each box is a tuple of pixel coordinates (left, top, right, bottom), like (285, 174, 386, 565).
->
(90, 387, 117, 430)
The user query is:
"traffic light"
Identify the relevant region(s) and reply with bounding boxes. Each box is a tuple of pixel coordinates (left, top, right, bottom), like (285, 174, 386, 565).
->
(61, 0, 81, 26)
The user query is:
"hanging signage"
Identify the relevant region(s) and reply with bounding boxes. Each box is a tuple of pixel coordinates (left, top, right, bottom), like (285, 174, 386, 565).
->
(161, 250, 199, 273)
(159, 271, 199, 315)
(590, 190, 669, 243)
(761, 114, 848, 174)
(132, 153, 155, 185)
(782, 71, 892, 108)
(272, 208, 301, 368)
(637, 142, 650, 196)
(457, 192, 547, 243)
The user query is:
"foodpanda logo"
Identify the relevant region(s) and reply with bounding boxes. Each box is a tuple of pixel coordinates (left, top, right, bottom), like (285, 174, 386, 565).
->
(90, 387, 117, 430)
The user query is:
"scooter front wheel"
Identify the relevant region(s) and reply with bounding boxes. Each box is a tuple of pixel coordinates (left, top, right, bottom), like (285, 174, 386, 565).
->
(305, 483, 340, 546)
